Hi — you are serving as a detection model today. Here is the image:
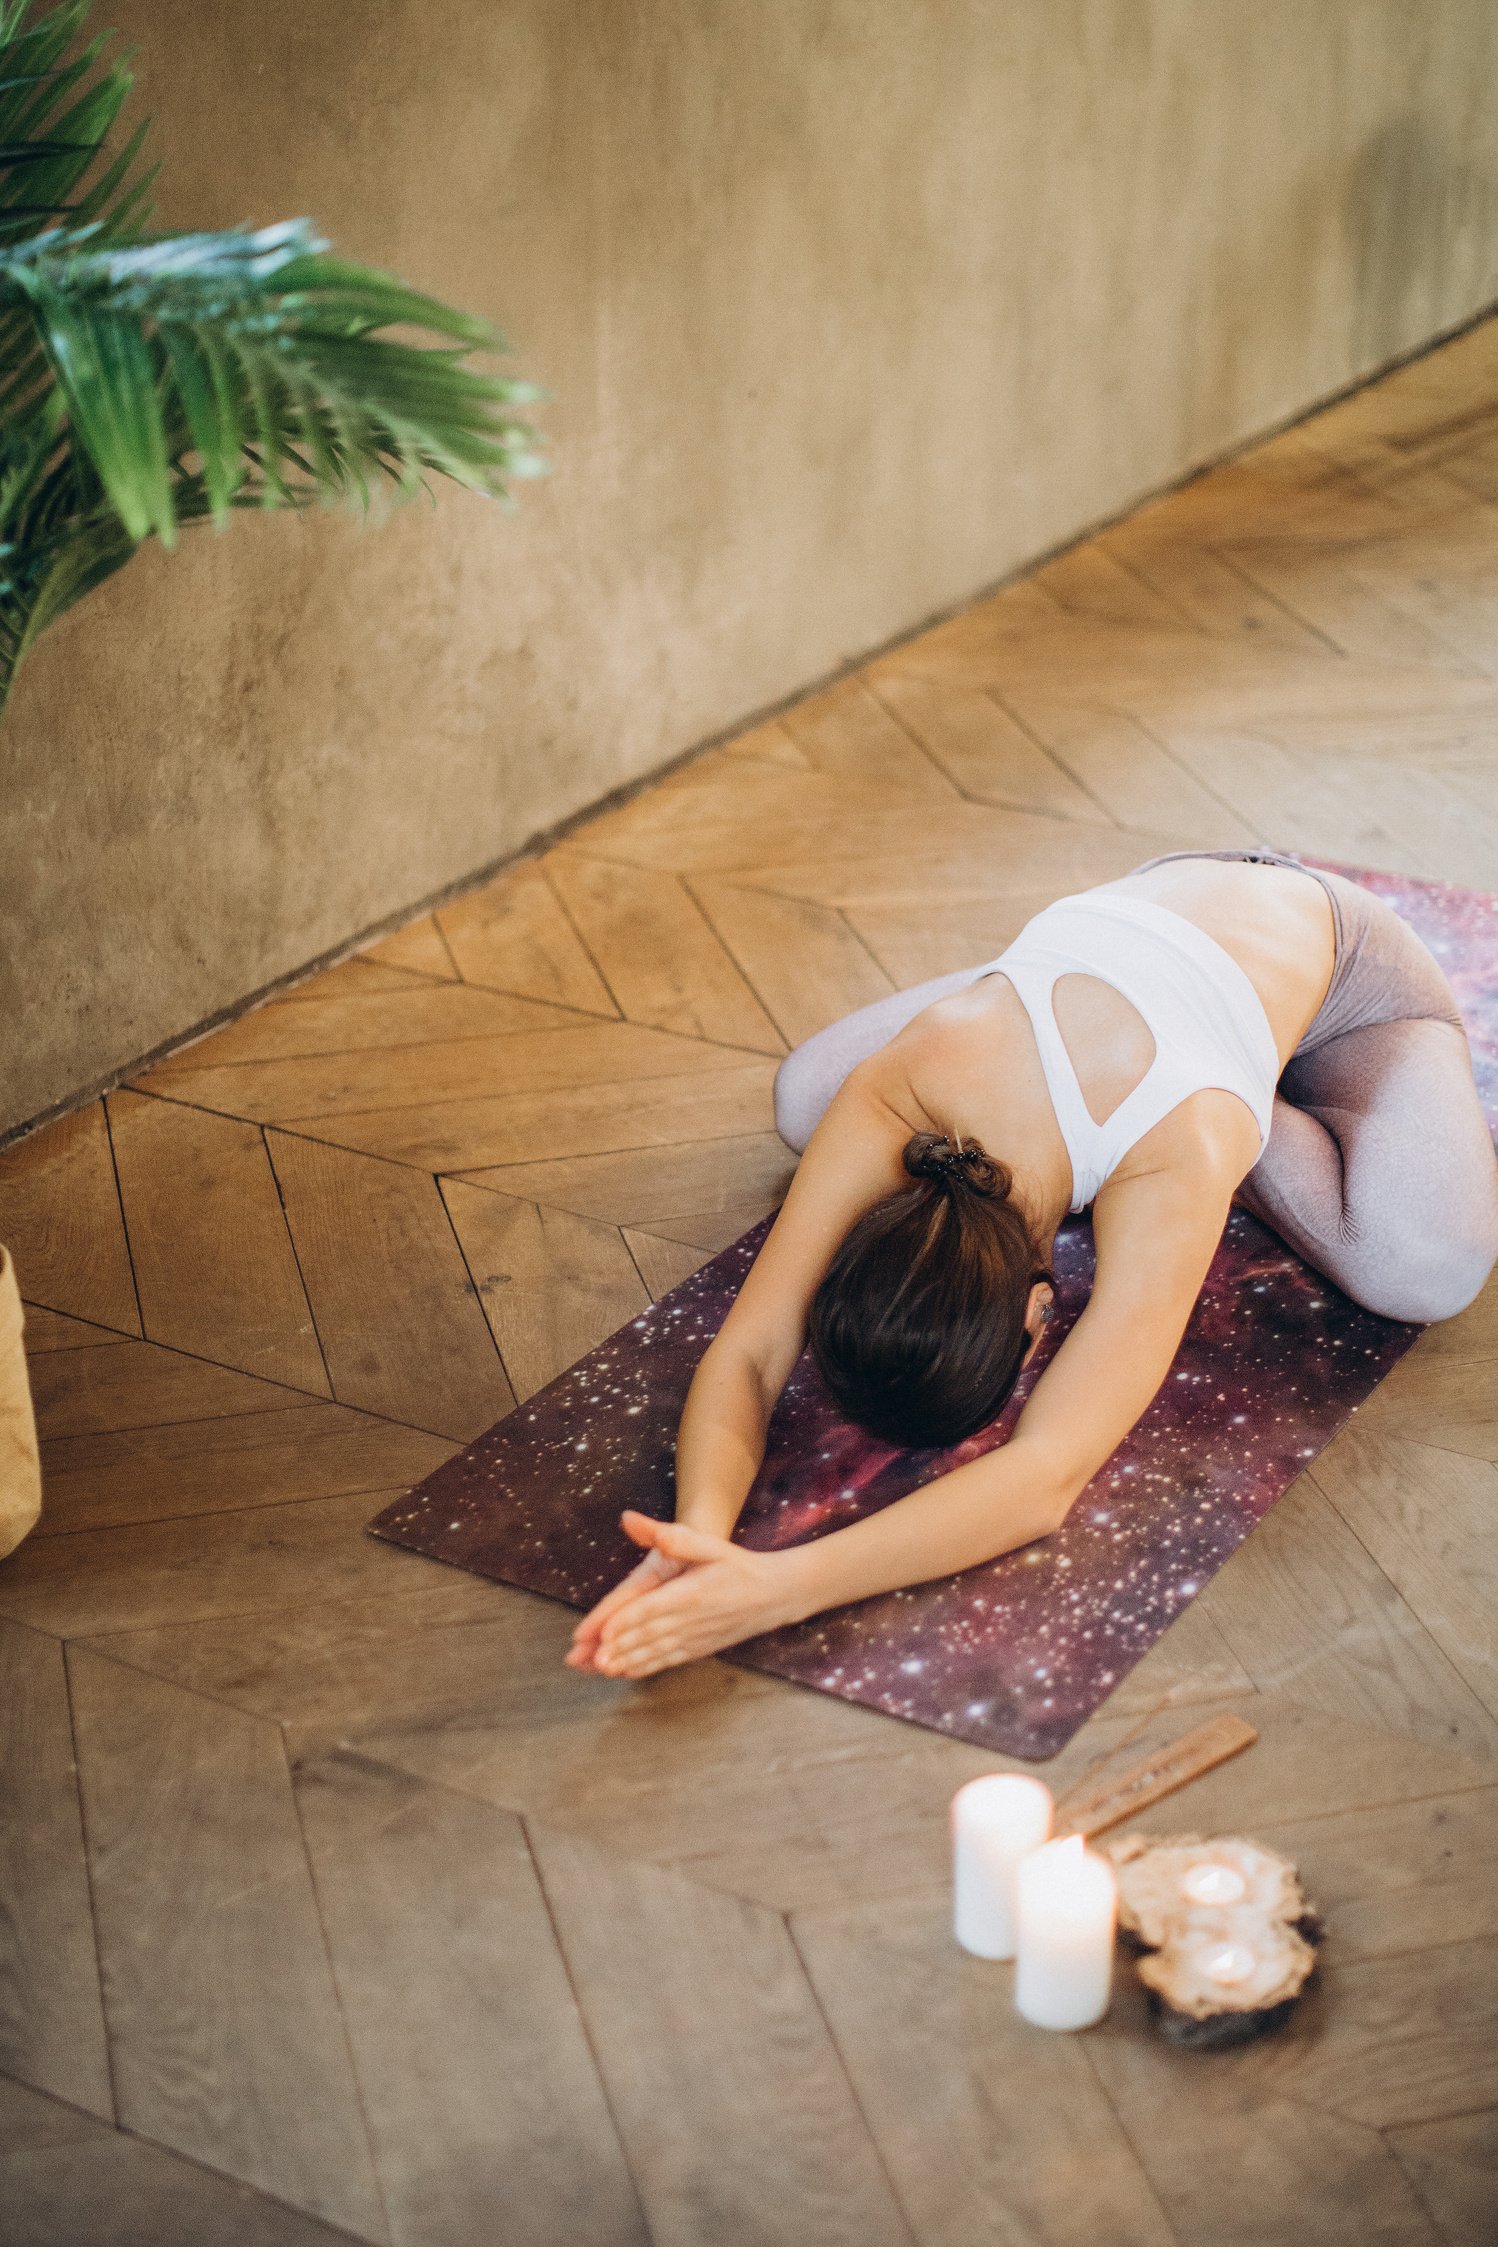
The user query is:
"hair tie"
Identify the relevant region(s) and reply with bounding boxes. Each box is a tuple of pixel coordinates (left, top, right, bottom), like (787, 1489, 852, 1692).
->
(904, 1132, 1010, 1200)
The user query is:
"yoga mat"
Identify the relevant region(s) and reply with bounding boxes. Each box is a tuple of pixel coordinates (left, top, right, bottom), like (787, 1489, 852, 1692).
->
(370, 865, 1498, 1759)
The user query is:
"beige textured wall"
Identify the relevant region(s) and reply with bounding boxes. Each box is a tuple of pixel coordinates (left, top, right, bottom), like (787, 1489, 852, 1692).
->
(3, 0, 1496, 1136)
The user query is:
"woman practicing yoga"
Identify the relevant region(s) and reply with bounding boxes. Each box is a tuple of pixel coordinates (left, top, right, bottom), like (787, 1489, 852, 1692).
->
(567, 848, 1498, 1681)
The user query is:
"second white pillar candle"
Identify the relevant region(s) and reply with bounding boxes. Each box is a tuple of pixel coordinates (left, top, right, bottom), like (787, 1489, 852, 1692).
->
(1014, 1833, 1117, 2030)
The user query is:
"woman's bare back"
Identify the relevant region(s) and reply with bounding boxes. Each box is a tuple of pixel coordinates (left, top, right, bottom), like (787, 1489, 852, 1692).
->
(870, 856, 1336, 1232)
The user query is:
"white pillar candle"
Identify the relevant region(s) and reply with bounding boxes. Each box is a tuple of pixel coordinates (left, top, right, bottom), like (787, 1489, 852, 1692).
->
(951, 1775, 1053, 1959)
(1014, 1833, 1117, 2030)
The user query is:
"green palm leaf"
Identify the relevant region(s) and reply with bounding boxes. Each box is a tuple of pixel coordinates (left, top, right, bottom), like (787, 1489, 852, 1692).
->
(0, 0, 543, 714)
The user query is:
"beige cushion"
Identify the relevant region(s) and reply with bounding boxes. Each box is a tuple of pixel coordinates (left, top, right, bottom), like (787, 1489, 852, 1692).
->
(0, 1245, 42, 1559)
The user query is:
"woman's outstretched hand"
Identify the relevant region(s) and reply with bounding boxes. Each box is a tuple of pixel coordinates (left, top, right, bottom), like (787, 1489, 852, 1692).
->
(564, 1526, 687, 1672)
(565, 1510, 805, 1680)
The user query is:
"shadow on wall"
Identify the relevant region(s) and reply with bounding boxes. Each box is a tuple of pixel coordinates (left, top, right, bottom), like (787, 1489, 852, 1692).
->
(1346, 115, 1496, 365)
(1190, 111, 1496, 451)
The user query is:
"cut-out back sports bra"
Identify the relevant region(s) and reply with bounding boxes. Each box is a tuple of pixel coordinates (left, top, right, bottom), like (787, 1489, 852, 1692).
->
(983, 890, 1280, 1212)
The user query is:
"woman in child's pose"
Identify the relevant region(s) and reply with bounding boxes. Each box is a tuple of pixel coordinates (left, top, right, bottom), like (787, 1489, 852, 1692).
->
(567, 849, 1498, 1680)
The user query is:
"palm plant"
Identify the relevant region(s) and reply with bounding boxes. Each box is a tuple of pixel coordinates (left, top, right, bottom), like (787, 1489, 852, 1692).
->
(0, 0, 541, 716)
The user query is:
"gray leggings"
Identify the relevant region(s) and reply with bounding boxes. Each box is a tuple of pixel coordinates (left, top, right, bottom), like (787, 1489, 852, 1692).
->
(772, 851, 1498, 1324)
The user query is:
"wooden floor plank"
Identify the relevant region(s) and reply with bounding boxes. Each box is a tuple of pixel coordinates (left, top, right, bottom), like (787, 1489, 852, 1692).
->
(1236, 1939, 1498, 2132)
(143, 981, 586, 1070)
(20, 1305, 130, 1354)
(1032, 540, 1195, 631)
(1223, 542, 1482, 672)
(0, 1621, 112, 2117)
(283, 1058, 779, 1172)
(0, 2069, 105, 2153)
(1362, 565, 1498, 680)
(623, 1228, 711, 1299)
(0, 2074, 370, 2247)
(842, 888, 1081, 985)
(441, 1179, 649, 1403)
(436, 859, 619, 1014)
(1085, 1970, 1441, 2247)
(79, 1584, 1000, 1918)
(35, 1404, 451, 1536)
(106, 1091, 327, 1393)
(294, 1751, 647, 2247)
(1441, 431, 1498, 505)
(1019, 1689, 1496, 1842)
(999, 696, 1263, 842)
(1388, 2110, 1498, 2247)
(360, 913, 458, 978)
(878, 605, 1498, 729)
(0, 1104, 140, 1335)
(1192, 1471, 1498, 1757)
(779, 673, 959, 801)
(718, 815, 1148, 912)
(1251, 1786, 1498, 1966)
(566, 760, 991, 878)
(544, 853, 785, 1052)
(793, 1889, 1173, 2247)
(448, 1132, 793, 1231)
(633, 1202, 778, 1253)
(68, 1650, 388, 2239)
(27, 1339, 300, 1444)
(530, 1823, 915, 2247)
(720, 717, 813, 769)
(1154, 723, 1434, 872)
(1261, 702, 1498, 760)
(279, 955, 443, 1000)
(81, 1577, 562, 1736)
(691, 879, 895, 1046)
(134, 1018, 742, 1127)
(1350, 1352, 1498, 1463)
(0, 1489, 463, 1642)
(869, 673, 1111, 821)
(1289, 756, 1498, 893)
(1399, 1273, 1498, 1368)
(1310, 1428, 1498, 1722)
(1097, 520, 1334, 649)
(268, 1133, 512, 1441)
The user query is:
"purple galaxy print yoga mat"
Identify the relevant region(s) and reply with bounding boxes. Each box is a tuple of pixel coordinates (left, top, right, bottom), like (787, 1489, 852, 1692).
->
(370, 865, 1498, 1759)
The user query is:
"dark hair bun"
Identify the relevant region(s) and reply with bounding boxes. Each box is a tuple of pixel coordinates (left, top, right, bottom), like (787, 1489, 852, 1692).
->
(904, 1132, 1011, 1200)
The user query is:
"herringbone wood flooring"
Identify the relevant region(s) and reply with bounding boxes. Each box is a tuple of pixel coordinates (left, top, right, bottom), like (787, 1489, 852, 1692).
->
(4, 321, 1498, 2247)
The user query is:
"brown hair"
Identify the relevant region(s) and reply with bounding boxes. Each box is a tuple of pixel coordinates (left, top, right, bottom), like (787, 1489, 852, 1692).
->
(807, 1132, 1050, 1449)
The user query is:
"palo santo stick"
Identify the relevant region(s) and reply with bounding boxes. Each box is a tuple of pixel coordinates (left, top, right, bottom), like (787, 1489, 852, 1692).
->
(1053, 1714, 1258, 1839)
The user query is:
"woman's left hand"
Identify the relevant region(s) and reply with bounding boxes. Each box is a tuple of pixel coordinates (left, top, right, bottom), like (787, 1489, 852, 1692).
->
(575, 1510, 804, 1679)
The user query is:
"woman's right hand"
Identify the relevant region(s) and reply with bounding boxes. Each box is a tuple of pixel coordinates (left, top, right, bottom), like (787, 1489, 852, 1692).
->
(565, 1541, 687, 1670)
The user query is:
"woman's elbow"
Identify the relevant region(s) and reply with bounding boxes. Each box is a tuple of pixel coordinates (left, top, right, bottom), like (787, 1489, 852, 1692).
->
(1036, 1488, 1079, 1539)
(1005, 1440, 1084, 1540)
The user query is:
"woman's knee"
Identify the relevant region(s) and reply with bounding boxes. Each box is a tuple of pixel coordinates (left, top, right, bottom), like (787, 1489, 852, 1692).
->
(1343, 1204, 1498, 1324)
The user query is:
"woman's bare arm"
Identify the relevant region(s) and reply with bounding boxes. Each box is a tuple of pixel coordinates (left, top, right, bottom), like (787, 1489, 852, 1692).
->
(587, 1155, 1237, 1677)
(566, 1064, 913, 1665)
(668, 1066, 915, 1534)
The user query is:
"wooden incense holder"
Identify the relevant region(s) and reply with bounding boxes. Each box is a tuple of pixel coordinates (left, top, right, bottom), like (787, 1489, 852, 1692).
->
(1103, 1832, 1323, 2049)
(1054, 1714, 1259, 1840)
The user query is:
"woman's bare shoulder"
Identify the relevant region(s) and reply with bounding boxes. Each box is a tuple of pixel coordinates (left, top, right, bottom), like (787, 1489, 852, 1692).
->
(715, 1068, 914, 1362)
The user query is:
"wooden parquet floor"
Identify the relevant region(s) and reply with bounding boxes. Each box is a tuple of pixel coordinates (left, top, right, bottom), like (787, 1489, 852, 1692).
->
(4, 321, 1498, 2247)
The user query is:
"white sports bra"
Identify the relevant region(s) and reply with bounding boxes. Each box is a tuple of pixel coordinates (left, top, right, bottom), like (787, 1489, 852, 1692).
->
(983, 890, 1280, 1212)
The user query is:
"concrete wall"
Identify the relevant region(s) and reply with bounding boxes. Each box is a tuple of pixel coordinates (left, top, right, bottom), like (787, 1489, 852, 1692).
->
(4, 0, 1496, 1137)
